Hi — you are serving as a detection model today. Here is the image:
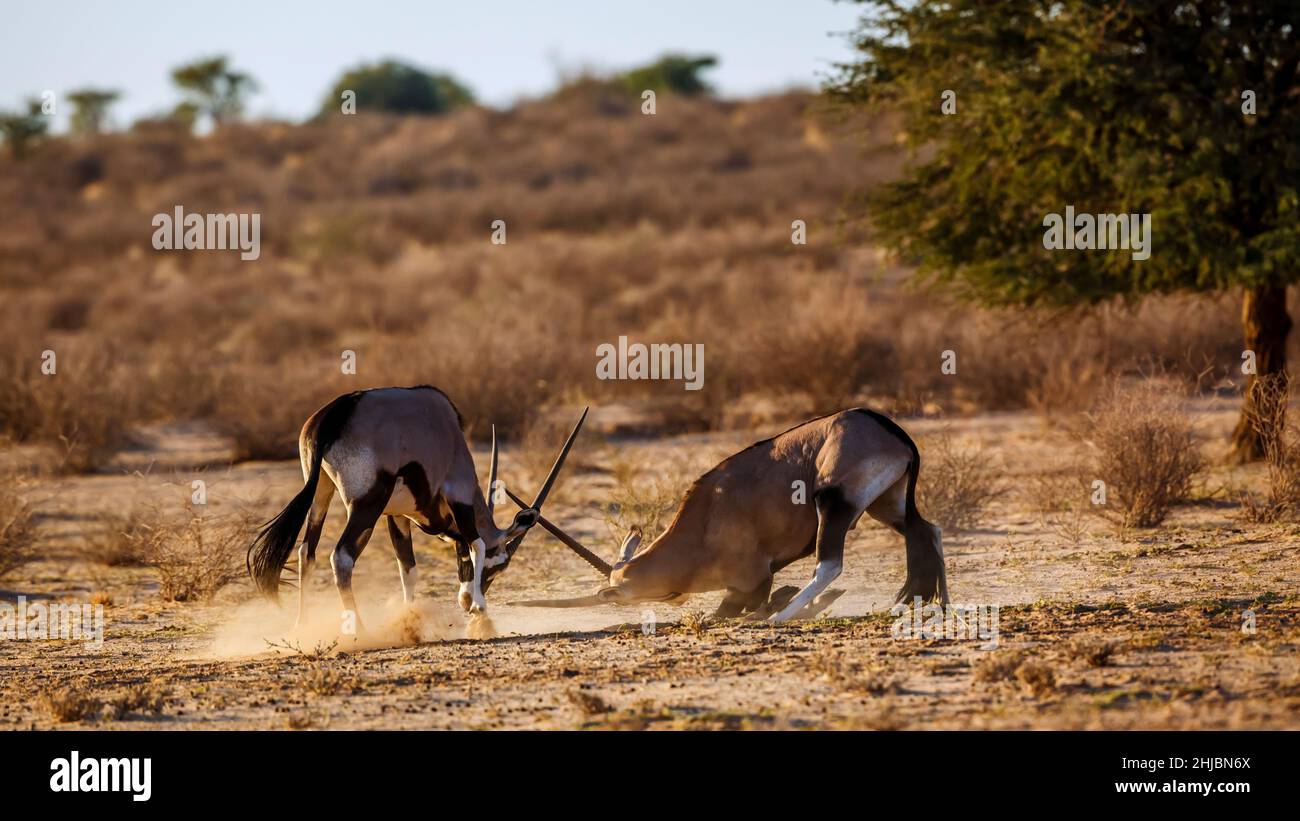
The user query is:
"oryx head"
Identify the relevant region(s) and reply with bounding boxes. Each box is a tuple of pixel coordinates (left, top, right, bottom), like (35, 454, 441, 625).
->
(468, 408, 589, 604)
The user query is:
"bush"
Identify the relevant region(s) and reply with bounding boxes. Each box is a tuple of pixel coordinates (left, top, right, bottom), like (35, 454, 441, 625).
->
(1238, 374, 1300, 522)
(123, 501, 257, 601)
(319, 60, 473, 117)
(1085, 380, 1203, 528)
(0, 471, 34, 579)
(918, 428, 1000, 532)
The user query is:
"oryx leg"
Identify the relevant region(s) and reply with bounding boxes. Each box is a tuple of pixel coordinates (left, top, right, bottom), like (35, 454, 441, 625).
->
(294, 470, 335, 633)
(715, 575, 772, 620)
(449, 501, 488, 613)
(387, 515, 417, 604)
(331, 474, 394, 637)
(770, 487, 858, 623)
(865, 475, 908, 535)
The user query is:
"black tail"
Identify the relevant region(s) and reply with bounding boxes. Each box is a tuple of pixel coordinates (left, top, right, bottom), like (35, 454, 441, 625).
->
(246, 391, 361, 600)
(894, 438, 949, 605)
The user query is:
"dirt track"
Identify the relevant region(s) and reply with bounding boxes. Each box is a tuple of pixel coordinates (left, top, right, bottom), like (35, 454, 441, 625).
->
(3, 403, 1299, 730)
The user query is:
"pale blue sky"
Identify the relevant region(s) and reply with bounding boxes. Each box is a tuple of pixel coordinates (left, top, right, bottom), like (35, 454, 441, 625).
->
(1, 0, 864, 128)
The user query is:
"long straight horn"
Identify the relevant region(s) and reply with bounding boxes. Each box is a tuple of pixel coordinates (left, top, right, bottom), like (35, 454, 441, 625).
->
(529, 406, 588, 510)
(500, 406, 589, 562)
(485, 424, 499, 525)
(503, 487, 612, 577)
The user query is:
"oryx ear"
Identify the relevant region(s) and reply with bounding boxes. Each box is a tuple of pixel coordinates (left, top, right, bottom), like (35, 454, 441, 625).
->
(617, 528, 642, 565)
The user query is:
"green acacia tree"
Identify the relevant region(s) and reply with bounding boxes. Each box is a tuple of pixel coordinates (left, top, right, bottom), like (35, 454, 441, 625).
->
(0, 98, 49, 158)
(834, 0, 1300, 460)
(615, 54, 718, 96)
(67, 88, 120, 136)
(319, 59, 473, 117)
(171, 56, 257, 127)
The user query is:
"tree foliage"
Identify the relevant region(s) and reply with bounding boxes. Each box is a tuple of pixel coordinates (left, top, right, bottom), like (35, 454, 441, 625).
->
(320, 59, 474, 117)
(615, 54, 719, 96)
(833, 0, 1300, 307)
(171, 55, 257, 127)
(67, 88, 121, 136)
(0, 98, 49, 158)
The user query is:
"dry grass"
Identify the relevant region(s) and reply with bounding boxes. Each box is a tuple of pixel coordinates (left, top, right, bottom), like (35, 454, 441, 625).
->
(1015, 661, 1057, 697)
(1238, 375, 1300, 522)
(809, 648, 898, 695)
(602, 453, 692, 539)
(918, 428, 1001, 532)
(679, 610, 712, 636)
(1066, 638, 1117, 668)
(298, 662, 356, 697)
(1084, 379, 1204, 528)
(973, 650, 1028, 684)
(0, 92, 1247, 473)
(567, 688, 611, 716)
(121, 501, 258, 601)
(83, 503, 154, 566)
(42, 682, 168, 723)
(0, 470, 34, 578)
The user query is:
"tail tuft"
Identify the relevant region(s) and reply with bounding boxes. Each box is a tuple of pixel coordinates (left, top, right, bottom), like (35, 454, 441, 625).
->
(247, 477, 317, 600)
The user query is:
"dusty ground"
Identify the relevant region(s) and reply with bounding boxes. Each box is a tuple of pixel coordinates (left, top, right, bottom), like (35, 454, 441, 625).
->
(2, 400, 1298, 730)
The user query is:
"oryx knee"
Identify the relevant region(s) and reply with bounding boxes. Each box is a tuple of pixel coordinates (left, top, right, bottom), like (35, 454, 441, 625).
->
(331, 549, 354, 586)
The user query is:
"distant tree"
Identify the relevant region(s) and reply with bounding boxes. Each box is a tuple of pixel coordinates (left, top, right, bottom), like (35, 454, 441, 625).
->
(171, 55, 257, 127)
(834, 0, 1300, 461)
(0, 98, 49, 158)
(66, 88, 121, 136)
(319, 59, 474, 117)
(615, 54, 718, 96)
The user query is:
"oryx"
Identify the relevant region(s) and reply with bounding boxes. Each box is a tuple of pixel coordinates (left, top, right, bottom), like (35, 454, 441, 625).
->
(512, 408, 946, 622)
(246, 385, 586, 633)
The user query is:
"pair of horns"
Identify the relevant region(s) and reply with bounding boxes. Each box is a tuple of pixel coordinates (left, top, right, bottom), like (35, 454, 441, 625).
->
(489, 407, 590, 556)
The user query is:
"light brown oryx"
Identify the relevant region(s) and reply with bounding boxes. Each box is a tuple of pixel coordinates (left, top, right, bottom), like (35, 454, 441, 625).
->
(511, 408, 947, 622)
(246, 385, 587, 633)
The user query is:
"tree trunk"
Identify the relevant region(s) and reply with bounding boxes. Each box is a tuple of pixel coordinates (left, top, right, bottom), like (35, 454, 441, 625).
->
(1230, 284, 1292, 463)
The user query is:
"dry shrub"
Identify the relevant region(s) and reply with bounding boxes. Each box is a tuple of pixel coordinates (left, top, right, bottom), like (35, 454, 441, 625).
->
(0, 345, 138, 472)
(210, 369, 327, 462)
(0, 91, 1251, 469)
(0, 470, 35, 578)
(42, 682, 167, 723)
(973, 649, 1055, 696)
(567, 688, 611, 716)
(917, 428, 1000, 532)
(298, 662, 356, 697)
(602, 454, 692, 539)
(126, 501, 258, 601)
(973, 649, 1027, 684)
(83, 504, 154, 567)
(1238, 374, 1300, 522)
(1015, 661, 1057, 697)
(809, 648, 898, 695)
(1085, 379, 1203, 528)
(1066, 638, 1116, 668)
(679, 610, 712, 636)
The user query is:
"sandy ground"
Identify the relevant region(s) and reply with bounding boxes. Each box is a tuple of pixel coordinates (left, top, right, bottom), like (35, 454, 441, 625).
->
(2, 400, 1298, 730)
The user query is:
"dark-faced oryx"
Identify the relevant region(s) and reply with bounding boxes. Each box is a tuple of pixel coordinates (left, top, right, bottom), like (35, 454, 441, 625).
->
(511, 408, 946, 622)
(246, 385, 587, 633)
